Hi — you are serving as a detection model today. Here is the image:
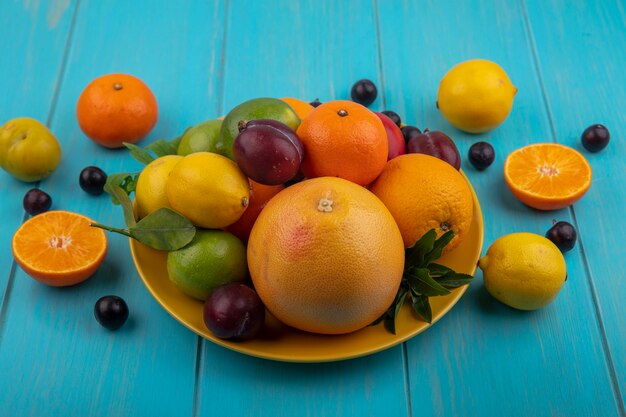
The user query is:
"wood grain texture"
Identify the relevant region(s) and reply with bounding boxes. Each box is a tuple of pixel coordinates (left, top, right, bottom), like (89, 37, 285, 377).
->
(377, 0, 622, 415)
(0, 0, 624, 416)
(0, 0, 77, 324)
(0, 1, 225, 416)
(196, 1, 409, 416)
(524, 0, 626, 411)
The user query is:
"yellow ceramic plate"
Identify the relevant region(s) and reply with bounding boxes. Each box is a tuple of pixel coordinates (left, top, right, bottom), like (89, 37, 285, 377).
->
(130, 177, 483, 363)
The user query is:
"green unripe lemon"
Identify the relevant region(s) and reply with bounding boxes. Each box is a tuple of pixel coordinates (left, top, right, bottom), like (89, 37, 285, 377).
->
(167, 230, 248, 301)
(177, 119, 223, 156)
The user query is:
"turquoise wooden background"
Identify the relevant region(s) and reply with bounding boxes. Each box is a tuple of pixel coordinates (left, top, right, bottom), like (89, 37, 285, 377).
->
(1, 0, 625, 416)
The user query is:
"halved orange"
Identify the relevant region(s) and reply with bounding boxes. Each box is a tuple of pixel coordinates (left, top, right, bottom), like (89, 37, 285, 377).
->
(12, 210, 108, 286)
(504, 143, 592, 210)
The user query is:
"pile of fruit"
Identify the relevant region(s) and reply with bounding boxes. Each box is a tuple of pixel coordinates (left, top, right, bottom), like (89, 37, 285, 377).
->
(100, 93, 480, 339)
(2, 59, 609, 343)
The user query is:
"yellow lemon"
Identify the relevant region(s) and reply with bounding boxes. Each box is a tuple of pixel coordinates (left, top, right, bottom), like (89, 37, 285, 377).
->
(437, 59, 517, 133)
(478, 233, 566, 310)
(166, 152, 249, 228)
(135, 155, 183, 219)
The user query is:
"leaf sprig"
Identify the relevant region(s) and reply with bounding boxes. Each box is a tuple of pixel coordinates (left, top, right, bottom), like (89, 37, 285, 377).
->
(90, 131, 196, 251)
(373, 229, 474, 334)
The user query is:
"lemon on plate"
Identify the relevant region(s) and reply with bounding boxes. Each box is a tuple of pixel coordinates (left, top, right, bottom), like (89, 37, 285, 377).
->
(478, 232, 566, 310)
(135, 155, 183, 219)
(437, 59, 517, 133)
(166, 152, 249, 229)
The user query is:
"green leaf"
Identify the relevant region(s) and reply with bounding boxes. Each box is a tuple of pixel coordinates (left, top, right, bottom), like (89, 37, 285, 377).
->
(407, 267, 451, 297)
(426, 262, 453, 277)
(129, 208, 195, 251)
(105, 173, 131, 205)
(124, 142, 155, 165)
(146, 138, 179, 157)
(423, 230, 456, 265)
(120, 173, 139, 195)
(428, 264, 474, 288)
(105, 172, 139, 204)
(411, 293, 432, 323)
(405, 229, 437, 267)
(168, 135, 183, 151)
(383, 312, 396, 335)
(104, 183, 136, 227)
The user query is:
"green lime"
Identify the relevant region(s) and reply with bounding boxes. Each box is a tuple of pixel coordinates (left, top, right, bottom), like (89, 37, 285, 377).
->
(177, 119, 223, 156)
(216, 98, 300, 159)
(166, 230, 248, 301)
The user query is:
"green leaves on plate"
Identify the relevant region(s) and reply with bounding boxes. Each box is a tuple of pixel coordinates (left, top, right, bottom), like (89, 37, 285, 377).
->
(123, 129, 187, 165)
(93, 183, 195, 251)
(372, 229, 475, 334)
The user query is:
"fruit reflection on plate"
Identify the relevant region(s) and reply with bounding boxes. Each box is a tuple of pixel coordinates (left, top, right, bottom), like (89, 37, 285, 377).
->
(130, 174, 483, 363)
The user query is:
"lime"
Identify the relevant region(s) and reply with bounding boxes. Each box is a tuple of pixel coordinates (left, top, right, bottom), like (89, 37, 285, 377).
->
(135, 155, 183, 219)
(165, 152, 249, 228)
(216, 98, 300, 159)
(177, 119, 223, 156)
(167, 230, 248, 301)
(478, 233, 567, 310)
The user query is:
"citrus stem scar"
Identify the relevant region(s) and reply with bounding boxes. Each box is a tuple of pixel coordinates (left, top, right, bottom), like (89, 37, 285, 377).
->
(113, 83, 123, 91)
(337, 109, 348, 117)
(242, 197, 249, 207)
(317, 198, 333, 212)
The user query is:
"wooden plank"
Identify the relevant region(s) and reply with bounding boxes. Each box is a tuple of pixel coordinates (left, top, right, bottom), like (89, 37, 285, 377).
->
(0, 1, 225, 415)
(0, 0, 77, 317)
(524, 0, 626, 410)
(377, 0, 622, 415)
(196, 1, 409, 416)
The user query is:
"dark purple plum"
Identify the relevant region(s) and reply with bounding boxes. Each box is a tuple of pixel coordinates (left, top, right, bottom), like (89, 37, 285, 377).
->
(233, 119, 303, 185)
(468, 142, 495, 170)
(79, 166, 107, 195)
(350, 79, 377, 107)
(381, 110, 401, 127)
(203, 283, 265, 341)
(406, 129, 461, 170)
(401, 125, 421, 144)
(310, 99, 323, 108)
(94, 295, 129, 330)
(581, 124, 610, 152)
(546, 221, 577, 253)
(23, 189, 52, 215)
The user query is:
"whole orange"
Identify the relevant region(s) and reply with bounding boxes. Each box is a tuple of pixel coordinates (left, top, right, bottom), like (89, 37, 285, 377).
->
(280, 97, 314, 120)
(296, 100, 388, 186)
(247, 176, 405, 335)
(76, 73, 158, 148)
(369, 153, 474, 250)
(224, 179, 285, 243)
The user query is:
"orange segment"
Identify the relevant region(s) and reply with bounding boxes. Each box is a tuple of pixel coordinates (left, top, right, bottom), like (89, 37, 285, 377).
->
(504, 143, 592, 210)
(12, 211, 108, 286)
